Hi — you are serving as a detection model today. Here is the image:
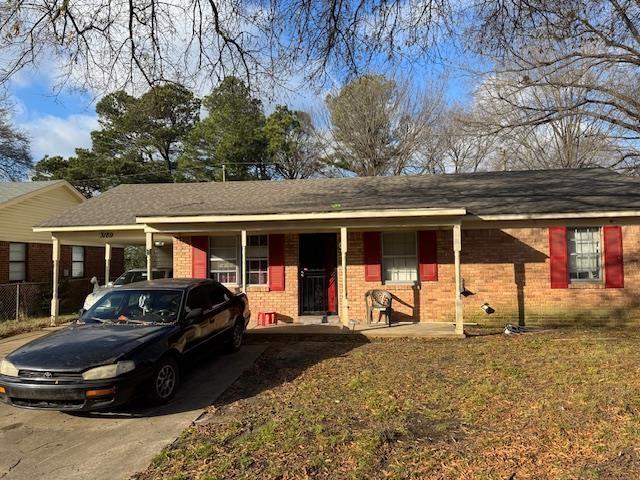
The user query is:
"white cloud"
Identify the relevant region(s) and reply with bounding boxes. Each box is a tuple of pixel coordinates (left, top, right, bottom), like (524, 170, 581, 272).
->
(18, 114, 98, 160)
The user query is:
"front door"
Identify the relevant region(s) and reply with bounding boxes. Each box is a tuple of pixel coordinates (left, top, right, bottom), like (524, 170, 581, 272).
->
(299, 233, 338, 315)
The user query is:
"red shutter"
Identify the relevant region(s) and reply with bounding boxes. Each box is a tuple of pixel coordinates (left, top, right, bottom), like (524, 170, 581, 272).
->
(548, 227, 568, 289)
(418, 230, 438, 281)
(604, 225, 624, 288)
(191, 236, 208, 279)
(268, 234, 285, 291)
(363, 232, 382, 282)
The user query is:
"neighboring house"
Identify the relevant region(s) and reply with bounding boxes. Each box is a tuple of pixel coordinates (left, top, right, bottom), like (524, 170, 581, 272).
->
(0, 181, 124, 316)
(34, 168, 640, 331)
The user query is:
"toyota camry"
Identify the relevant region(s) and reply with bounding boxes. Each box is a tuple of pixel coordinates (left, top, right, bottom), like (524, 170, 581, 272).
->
(0, 278, 250, 411)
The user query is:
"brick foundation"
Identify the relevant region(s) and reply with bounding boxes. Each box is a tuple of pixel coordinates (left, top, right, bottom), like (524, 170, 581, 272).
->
(173, 226, 640, 326)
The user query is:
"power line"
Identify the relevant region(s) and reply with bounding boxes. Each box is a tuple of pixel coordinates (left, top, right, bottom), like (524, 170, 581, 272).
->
(38, 161, 281, 185)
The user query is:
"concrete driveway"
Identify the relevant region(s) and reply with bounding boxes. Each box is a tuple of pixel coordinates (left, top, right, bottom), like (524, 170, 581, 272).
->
(0, 329, 266, 480)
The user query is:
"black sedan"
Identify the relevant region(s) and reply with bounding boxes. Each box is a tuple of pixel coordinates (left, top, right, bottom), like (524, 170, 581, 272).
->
(0, 278, 251, 411)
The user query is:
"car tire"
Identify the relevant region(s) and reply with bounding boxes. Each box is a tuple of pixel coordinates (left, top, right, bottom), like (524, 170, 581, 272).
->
(226, 318, 245, 353)
(148, 356, 180, 405)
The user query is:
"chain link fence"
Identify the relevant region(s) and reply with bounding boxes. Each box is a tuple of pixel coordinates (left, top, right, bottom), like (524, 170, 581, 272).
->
(0, 282, 47, 321)
(0, 279, 93, 322)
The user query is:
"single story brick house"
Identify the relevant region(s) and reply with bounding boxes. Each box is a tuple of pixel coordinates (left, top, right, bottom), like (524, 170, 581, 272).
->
(0, 180, 124, 316)
(35, 168, 640, 333)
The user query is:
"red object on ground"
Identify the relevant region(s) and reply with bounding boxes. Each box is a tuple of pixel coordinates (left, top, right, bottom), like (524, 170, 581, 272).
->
(258, 311, 277, 326)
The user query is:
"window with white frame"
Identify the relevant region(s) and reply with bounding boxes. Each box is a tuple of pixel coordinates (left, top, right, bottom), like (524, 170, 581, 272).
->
(567, 227, 601, 281)
(209, 236, 239, 284)
(9, 243, 26, 282)
(72, 246, 85, 278)
(246, 235, 268, 285)
(382, 232, 417, 283)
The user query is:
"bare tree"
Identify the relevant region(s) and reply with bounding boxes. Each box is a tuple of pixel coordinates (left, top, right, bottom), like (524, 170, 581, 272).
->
(470, 70, 623, 171)
(325, 74, 444, 176)
(432, 104, 495, 173)
(0, 99, 31, 180)
(469, 0, 640, 170)
(0, 0, 452, 93)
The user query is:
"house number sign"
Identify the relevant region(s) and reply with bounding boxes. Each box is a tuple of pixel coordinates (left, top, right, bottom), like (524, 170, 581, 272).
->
(100, 232, 114, 238)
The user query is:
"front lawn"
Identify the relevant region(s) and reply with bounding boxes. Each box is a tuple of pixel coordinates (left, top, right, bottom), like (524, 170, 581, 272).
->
(138, 329, 640, 479)
(0, 314, 73, 339)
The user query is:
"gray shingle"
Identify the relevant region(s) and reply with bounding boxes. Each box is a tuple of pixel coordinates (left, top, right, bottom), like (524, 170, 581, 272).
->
(36, 168, 640, 228)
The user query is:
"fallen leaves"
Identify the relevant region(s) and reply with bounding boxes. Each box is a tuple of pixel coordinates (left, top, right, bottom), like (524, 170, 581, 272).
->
(136, 329, 640, 480)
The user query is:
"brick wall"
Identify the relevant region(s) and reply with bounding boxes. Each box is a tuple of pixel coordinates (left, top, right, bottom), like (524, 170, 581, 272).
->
(173, 234, 300, 325)
(0, 241, 124, 284)
(0, 242, 7, 284)
(173, 236, 194, 278)
(346, 227, 640, 326)
(172, 226, 640, 327)
(0, 241, 125, 315)
(244, 234, 299, 323)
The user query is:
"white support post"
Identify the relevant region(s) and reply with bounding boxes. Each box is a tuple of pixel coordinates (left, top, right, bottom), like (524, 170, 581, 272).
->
(340, 227, 348, 326)
(241, 230, 247, 293)
(104, 242, 112, 285)
(453, 224, 464, 336)
(50, 236, 60, 326)
(146, 232, 154, 281)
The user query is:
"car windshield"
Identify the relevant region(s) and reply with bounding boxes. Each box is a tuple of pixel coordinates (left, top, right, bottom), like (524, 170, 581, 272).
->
(83, 289, 182, 324)
(112, 270, 166, 285)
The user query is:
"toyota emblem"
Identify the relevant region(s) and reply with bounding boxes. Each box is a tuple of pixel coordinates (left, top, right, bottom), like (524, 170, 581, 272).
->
(43, 372, 53, 378)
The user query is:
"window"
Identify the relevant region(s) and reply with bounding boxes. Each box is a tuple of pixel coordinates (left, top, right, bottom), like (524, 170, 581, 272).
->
(186, 285, 214, 311)
(87, 289, 182, 324)
(211, 284, 231, 306)
(210, 236, 238, 284)
(72, 246, 84, 278)
(567, 227, 601, 281)
(9, 243, 26, 282)
(382, 232, 417, 283)
(247, 235, 268, 285)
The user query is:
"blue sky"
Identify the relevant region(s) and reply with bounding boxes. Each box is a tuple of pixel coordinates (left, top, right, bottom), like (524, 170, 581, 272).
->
(9, 51, 480, 163)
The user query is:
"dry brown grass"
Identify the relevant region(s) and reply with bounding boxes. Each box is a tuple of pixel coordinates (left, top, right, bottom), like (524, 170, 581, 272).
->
(137, 328, 640, 480)
(0, 315, 73, 339)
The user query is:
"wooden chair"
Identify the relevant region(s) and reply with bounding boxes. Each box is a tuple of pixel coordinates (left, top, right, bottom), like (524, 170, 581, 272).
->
(364, 290, 393, 326)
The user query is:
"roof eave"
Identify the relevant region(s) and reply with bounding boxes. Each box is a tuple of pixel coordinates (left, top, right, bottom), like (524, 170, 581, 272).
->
(135, 207, 469, 225)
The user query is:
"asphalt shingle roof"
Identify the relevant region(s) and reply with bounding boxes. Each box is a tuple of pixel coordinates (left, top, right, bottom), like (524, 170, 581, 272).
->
(36, 168, 640, 228)
(0, 180, 63, 206)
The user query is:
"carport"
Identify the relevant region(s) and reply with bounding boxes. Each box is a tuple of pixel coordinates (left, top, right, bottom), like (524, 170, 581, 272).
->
(31, 224, 173, 325)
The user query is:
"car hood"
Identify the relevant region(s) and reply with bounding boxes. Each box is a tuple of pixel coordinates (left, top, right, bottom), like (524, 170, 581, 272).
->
(7, 323, 173, 371)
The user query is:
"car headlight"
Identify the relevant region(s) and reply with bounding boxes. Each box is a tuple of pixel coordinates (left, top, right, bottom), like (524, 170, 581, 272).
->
(82, 361, 135, 380)
(0, 359, 19, 377)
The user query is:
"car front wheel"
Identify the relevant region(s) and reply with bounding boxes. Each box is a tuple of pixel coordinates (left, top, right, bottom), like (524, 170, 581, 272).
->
(148, 356, 179, 405)
(226, 318, 245, 353)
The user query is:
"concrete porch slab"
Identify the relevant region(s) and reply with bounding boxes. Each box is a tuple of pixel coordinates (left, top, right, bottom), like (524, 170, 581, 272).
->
(247, 321, 462, 338)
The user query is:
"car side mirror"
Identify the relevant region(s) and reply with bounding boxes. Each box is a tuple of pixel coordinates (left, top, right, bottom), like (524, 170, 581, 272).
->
(90, 276, 99, 292)
(183, 307, 203, 323)
(78, 308, 86, 320)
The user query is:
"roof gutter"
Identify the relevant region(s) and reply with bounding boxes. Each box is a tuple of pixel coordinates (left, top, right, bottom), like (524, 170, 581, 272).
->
(473, 211, 640, 221)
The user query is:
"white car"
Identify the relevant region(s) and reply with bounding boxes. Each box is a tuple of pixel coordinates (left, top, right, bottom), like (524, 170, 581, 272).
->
(83, 268, 173, 310)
